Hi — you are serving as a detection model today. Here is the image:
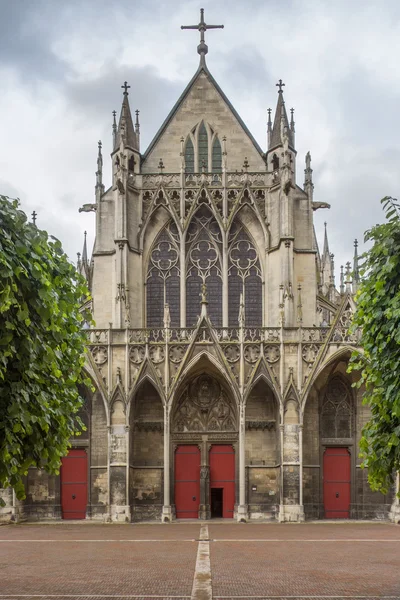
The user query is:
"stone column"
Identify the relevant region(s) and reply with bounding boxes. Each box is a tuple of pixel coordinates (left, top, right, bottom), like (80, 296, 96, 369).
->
(237, 403, 248, 522)
(162, 404, 172, 522)
(389, 472, 400, 523)
(109, 422, 131, 522)
(278, 420, 304, 523)
(199, 436, 210, 519)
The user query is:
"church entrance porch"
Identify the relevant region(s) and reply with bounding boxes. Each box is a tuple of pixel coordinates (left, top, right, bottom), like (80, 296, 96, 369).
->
(171, 371, 238, 520)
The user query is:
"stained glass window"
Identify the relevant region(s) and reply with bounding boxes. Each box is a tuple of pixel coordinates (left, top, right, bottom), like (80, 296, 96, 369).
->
(146, 224, 180, 327)
(198, 122, 208, 172)
(185, 138, 194, 174)
(212, 137, 222, 172)
(186, 206, 222, 326)
(228, 222, 262, 326)
(321, 378, 352, 438)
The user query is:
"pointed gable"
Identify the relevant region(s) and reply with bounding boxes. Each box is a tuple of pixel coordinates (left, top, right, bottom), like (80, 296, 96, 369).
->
(142, 65, 266, 173)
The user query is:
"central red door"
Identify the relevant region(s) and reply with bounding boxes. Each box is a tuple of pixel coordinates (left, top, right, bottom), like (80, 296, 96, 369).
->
(61, 449, 88, 519)
(175, 445, 200, 519)
(209, 445, 235, 518)
(323, 447, 351, 519)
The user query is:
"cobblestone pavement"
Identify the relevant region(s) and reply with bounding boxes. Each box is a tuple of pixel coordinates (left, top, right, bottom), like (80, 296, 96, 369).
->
(0, 522, 399, 600)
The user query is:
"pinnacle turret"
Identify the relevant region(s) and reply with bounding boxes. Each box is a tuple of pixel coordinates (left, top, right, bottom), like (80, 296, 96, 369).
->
(114, 82, 139, 152)
(269, 81, 294, 150)
(95, 140, 104, 193)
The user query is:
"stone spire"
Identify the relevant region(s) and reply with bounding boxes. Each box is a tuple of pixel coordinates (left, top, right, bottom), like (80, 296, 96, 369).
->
(321, 223, 333, 297)
(112, 110, 117, 148)
(95, 140, 104, 194)
(267, 108, 272, 148)
(114, 82, 139, 152)
(353, 239, 360, 294)
(304, 151, 314, 201)
(269, 80, 294, 150)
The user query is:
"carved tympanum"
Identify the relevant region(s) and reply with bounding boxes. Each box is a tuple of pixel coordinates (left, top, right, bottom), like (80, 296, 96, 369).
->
(173, 374, 236, 433)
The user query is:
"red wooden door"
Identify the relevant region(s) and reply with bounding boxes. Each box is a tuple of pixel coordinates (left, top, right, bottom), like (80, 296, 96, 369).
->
(175, 445, 200, 519)
(61, 449, 88, 519)
(209, 445, 235, 518)
(323, 447, 351, 519)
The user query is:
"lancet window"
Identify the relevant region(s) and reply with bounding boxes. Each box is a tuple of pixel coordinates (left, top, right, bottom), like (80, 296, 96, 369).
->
(146, 222, 180, 327)
(184, 122, 222, 173)
(186, 206, 223, 326)
(228, 222, 262, 326)
(321, 377, 352, 439)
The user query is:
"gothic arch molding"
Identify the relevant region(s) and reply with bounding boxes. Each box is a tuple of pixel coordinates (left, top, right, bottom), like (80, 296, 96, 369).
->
(301, 346, 360, 413)
(169, 351, 240, 410)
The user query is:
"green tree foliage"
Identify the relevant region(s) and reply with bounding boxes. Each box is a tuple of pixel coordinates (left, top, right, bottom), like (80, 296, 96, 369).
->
(0, 196, 91, 500)
(349, 196, 400, 494)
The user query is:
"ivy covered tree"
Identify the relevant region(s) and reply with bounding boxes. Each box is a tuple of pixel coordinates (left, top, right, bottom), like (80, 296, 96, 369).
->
(349, 196, 400, 494)
(0, 196, 91, 501)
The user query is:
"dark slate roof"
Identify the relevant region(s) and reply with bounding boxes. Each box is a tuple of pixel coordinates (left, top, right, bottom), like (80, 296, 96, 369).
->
(142, 60, 264, 160)
(269, 92, 293, 150)
(114, 94, 138, 152)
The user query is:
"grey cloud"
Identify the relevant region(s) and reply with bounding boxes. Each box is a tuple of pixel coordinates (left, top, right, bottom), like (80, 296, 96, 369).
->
(64, 63, 190, 152)
(0, 0, 71, 81)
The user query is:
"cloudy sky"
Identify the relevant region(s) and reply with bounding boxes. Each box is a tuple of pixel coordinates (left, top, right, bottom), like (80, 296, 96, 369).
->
(1, 0, 400, 278)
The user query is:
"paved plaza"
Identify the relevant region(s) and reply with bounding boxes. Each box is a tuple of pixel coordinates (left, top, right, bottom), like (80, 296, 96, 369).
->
(0, 522, 399, 600)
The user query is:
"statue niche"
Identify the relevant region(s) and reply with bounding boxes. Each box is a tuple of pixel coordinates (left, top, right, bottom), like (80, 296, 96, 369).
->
(173, 374, 236, 433)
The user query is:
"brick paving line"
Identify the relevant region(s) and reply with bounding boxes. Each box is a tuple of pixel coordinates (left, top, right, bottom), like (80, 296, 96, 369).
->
(209, 539, 400, 543)
(190, 524, 212, 600)
(0, 539, 196, 543)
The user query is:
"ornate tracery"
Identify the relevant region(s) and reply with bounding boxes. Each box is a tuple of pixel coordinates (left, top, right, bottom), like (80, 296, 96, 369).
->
(146, 222, 180, 327)
(321, 377, 352, 438)
(228, 222, 262, 326)
(186, 206, 223, 325)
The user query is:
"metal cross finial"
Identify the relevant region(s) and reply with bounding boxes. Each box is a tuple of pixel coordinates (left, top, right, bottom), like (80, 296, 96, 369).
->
(276, 79, 285, 93)
(181, 8, 224, 59)
(31, 211, 37, 225)
(121, 81, 130, 95)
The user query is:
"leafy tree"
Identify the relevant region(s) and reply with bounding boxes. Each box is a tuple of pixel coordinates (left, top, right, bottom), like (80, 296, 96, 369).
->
(349, 196, 400, 494)
(0, 196, 91, 501)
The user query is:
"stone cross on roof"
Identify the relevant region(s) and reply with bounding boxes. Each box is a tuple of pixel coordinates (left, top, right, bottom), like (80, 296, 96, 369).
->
(276, 79, 285, 93)
(181, 8, 224, 59)
(121, 81, 130, 96)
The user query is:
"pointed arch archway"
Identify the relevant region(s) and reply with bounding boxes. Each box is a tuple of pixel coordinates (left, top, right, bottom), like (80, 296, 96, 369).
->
(170, 354, 239, 519)
(302, 349, 390, 520)
(244, 377, 280, 518)
(129, 379, 164, 521)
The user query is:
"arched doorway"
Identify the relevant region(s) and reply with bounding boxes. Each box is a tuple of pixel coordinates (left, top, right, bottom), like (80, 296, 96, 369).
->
(245, 380, 279, 519)
(130, 380, 164, 521)
(171, 371, 238, 519)
(302, 354, 391, 520)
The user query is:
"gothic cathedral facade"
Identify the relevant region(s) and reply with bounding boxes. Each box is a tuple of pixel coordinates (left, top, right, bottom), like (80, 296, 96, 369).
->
(1, 17, 399, 523)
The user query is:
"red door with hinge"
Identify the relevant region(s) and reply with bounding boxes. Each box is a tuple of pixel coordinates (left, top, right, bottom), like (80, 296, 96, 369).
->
(61, 449, 88, 519)
(175, 445, 200, 519)
(323, 447, 351, 519)
(210, 445, 235, 518)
